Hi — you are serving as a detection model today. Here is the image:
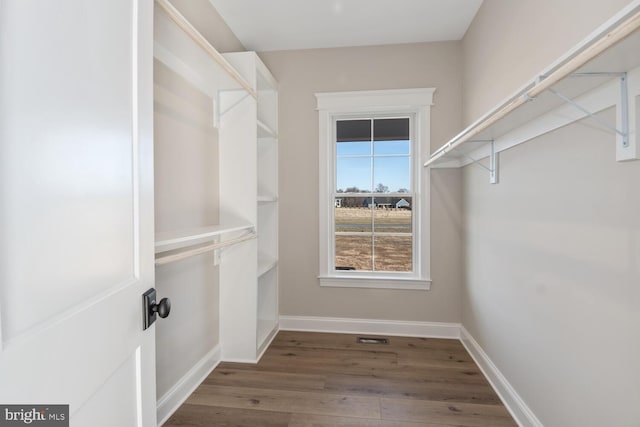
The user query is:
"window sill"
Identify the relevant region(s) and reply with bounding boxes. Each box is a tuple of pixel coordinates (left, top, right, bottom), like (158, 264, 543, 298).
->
(318, 276, 431, 290)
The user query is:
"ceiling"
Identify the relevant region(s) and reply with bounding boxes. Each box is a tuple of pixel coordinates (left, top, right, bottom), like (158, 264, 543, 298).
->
(208, 0, 484, 52)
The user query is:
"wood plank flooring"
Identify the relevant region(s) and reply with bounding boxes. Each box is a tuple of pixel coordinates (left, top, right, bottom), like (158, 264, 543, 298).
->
(164, 331, 516, 427)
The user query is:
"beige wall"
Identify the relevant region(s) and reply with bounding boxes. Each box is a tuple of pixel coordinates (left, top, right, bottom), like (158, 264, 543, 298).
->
(461, 1, 640, 425)
(260, 42, 465, 323)
(462, 110, 640, 426)
(462, 0, 631, 126)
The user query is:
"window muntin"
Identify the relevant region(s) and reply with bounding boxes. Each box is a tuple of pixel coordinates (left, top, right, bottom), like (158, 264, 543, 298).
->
(333, 116, 414, 274)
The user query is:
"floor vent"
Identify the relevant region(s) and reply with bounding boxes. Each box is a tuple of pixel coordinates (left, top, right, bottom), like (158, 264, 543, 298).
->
(357, 337, 389, 344)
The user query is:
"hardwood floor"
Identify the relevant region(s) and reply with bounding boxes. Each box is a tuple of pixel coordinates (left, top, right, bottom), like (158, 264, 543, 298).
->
(164, 331, 516, 427)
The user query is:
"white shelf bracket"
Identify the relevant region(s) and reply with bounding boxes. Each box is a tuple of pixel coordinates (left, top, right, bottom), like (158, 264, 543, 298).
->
(217, 90, 252, 123)
(489, 141, 499, 184)
(547, 72, 629, 147)
(619, 73, 630, 149)
(212, 237, 221, 266)
(460, 140, 499, 184)
(617, 69, 639, 161)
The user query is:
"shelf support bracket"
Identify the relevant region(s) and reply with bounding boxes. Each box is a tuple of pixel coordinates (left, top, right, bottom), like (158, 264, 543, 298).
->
(547, 72, 629, 147)
(218, 91, 252, 123)
(489, 141, 499, 184)
(620, 73, 629, 149)
(460, 140, 499, 184)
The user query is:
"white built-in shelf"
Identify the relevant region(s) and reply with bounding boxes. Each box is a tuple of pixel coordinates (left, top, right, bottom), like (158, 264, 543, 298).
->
(257, 254, 278, 277)
(257, 60, 279, 93)
(218, 50, 279, 362)
(257, 120, 278, 138)
(424, 3, 640, 169)
(155, 222, 254, 253)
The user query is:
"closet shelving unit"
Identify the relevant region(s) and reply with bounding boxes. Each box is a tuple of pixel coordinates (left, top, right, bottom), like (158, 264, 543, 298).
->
(424, 3, 640, 179)
(255, 59, 279, 355)
(222, 51, 280, 358)
(154, 0, 279, 363)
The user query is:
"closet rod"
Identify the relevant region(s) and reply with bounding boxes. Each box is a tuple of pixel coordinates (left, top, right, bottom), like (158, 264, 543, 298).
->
(155, 0, 257, 99)
(155, 232, 256, 266)
(424, 6, 640, 168)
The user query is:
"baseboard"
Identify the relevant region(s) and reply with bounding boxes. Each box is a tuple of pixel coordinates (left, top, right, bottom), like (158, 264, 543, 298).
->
(256, 323, 280, 361)
(156, 344, 221, 426)
(279, 315, 461, 339)
(459, 327, 543, 427)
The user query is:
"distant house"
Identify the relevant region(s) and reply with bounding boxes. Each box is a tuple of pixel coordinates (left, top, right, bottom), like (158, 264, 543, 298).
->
(396, 198, 410, 209)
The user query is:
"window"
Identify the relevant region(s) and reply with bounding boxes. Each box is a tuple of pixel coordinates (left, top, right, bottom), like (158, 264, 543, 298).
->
(316, 89, 434, 289)
(335, 117, 413, 272)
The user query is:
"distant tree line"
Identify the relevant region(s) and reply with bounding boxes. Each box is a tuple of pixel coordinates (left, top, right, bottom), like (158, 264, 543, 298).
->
(336, 183, 409, 194)
(335, 184, 411, 208)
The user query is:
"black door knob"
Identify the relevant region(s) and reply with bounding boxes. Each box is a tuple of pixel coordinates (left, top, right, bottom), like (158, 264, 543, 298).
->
(152, 297, 171, 318)
(142, 288, 171, 330)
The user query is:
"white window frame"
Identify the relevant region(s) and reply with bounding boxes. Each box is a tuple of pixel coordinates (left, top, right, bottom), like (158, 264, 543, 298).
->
(316, 88, 434, 290)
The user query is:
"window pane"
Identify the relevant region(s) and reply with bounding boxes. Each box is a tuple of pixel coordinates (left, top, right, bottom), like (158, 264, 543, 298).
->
(333, 116, 415, 276)
(374, 140, 409, 155)
(373, 156, 410, 193)
(336, 235, 372, 271)
(335, 198, 372, 233)
(337, 141, 371, 156)
(374, 236, 412, 272)
(337, 119, 371, 142)
(337, 157, 371, 192)
(373, 197, 412, 233)
(373, 118, 409, 141)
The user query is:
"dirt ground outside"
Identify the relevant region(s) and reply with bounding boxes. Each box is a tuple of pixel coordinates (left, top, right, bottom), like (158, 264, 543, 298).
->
(334, 207, 412, 272)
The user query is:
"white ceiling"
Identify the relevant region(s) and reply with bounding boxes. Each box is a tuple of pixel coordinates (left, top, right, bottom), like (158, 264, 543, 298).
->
(208, 0, 484, 52)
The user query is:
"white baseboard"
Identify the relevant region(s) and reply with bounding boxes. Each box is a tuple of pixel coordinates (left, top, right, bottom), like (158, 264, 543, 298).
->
(279, 315, 461, 339)
(156, 344, 221, 426)
(460, 327, 543, 427)
(257, 323, 280, 361)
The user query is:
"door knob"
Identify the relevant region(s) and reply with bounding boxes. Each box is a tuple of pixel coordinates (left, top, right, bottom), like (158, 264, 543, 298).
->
(152, 297, 171, 318)
(142, 288, 171, 330)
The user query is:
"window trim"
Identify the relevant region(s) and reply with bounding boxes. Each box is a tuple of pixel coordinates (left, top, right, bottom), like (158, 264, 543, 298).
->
(316, 88, 435, 290)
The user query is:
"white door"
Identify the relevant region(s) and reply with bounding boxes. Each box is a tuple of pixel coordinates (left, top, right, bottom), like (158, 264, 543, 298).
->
(0, 1, 158, 425)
